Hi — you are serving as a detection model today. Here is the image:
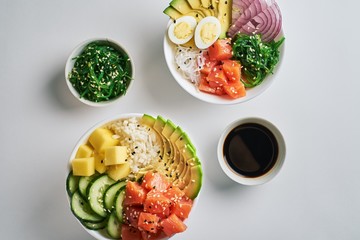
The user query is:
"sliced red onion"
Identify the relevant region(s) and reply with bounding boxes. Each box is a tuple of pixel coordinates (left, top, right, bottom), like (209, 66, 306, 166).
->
(228, 0, 282, 42)
(228, 0, 272, 36)
(231, 0, 255, 24)
(239, 3, 281, 42)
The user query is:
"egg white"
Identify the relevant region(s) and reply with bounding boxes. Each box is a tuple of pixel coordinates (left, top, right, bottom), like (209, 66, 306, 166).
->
(194, 16, 221, 49)
(168, 16, 197, 45)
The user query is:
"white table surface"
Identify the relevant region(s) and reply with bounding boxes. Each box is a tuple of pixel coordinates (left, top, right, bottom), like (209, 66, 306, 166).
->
(1, 0, 360, 239)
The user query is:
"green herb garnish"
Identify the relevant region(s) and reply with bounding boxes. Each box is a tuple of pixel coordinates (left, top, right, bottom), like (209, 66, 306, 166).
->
(232, 34, 285, 88)
(68, 41, 132, 102)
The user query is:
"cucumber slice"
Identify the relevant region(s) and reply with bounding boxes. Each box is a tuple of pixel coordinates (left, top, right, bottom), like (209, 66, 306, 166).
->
(66, 171, 80, 197)
(88, 175, 115, 217)
(81, 218, 108, 230)
(71, 191, 104, 223)
(78, 173, 99, 198)
(104, 181, 127, 211)
(106, 211, 122, 239)
(115, 188, 126, 222)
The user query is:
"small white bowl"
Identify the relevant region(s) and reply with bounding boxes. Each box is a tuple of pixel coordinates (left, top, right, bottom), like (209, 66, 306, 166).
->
(65, 38, 134, 107)
(217, 117, 286, 185)
(163, 20, 285, 105)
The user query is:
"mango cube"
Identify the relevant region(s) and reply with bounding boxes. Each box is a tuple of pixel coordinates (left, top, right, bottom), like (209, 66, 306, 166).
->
(71, 157, 95, 176)
(107, 163, 131, 181)
(75, 144, 94, 158)
(94, 152, 106, 174)
(88, 128, 119, 154)
(104, 146, 128, 166)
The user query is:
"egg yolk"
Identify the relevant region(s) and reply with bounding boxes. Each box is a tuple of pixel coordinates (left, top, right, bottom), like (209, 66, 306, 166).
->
(200, 23, 217, 44)
(174, 22, 193, 40)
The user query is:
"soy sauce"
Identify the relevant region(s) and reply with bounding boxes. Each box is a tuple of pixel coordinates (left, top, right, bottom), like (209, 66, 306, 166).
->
(223, 123, 278, 177)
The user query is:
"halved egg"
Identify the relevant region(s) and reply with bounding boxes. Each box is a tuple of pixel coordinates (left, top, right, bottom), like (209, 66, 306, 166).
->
(194, 16, 221, 49)
(168, 16, 197, 45)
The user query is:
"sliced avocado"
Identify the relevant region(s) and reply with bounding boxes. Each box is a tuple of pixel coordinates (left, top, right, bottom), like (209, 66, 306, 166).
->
(217, 0, 232, 38)
(187, 0, 215, 16)
(164, 6, 183, 20)
(169, 126, 183, 163)
(175, 132, 196, 153)
(141, 114, 164, 165)
(188, 156, 201, 166)
(162, 120, 176, 138)
(180, 144, 196, 161)
(210, 0, 218, 15)
(164, 6, 204, 22)
(162, 120, 177, 160)
(201, 0, 211, 8)
(141, 114, 156, 127)
(174, 164, 190, 189)
(170, 0, 204, 17)
(184, 165, 202, 199)
(153, 116, 173, 164)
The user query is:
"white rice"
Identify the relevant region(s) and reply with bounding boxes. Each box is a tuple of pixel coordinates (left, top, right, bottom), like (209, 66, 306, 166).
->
(107, 117, 160, 175)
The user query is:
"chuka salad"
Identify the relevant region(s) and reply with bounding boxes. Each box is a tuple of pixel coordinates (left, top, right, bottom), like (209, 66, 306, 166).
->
(68, 41, 132, 103)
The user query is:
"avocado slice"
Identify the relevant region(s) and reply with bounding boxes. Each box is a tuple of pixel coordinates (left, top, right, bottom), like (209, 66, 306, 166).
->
(217, 0, 232, 38)
(170, 0, 204, 17)
(201, 0, 211, 8)
(140, 114, 164, 165)
(175, 132, 196, 153)
(184, 165, 203, 199)
(210, 0, 218, 15)
(164, 6, 204, 22)
(141, 114, 156, 126)
(153, 116, 173, 164)
(163, 6, 183, 20)
(162, 120, 177, 160)
(187, 0, 215, 16)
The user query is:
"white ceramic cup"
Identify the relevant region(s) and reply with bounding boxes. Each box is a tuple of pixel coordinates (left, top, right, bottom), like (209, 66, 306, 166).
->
(217, 117, 286, 185)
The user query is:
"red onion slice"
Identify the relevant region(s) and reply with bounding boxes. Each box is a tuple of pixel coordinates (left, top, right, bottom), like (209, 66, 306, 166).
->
(228, 0, 273, 37)
(228, 0, 282, 42)
(239, 2, 282, 42)
(231, 0, 255, 24)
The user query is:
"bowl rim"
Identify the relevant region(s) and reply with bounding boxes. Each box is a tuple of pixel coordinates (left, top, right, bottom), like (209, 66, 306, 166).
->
(65, 38, 135, 107)
(66, 113, 202, 240)
(163, 19, 285, 105)
(217, 117, 286, 185)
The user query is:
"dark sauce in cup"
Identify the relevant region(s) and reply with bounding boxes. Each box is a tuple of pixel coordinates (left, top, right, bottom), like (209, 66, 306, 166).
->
(223, 123, 279, 178)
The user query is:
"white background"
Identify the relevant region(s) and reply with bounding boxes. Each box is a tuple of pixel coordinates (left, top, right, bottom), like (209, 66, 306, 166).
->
(1, 0, 360, 239)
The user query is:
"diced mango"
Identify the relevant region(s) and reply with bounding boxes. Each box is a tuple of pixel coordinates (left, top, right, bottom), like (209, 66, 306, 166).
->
(107, 163, 131, 181)
(94, 152, 106, 174)
(104, 146, 128, 166)
(75, 144, 94, 158)
(88, 128, 119, 154)
(71, 157, 95, 176)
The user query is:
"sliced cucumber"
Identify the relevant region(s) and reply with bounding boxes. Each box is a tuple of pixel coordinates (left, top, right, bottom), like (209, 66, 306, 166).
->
(71, 191, 104, 223)
(88, 175, 115, 217)
(66, 171, 80, 197)
(81, 217, 108, 230)
(104, 181, 127, 211)
(115, 188, 126, 222)
(106, 211, 122, 239)
(78, 173, 99, 198)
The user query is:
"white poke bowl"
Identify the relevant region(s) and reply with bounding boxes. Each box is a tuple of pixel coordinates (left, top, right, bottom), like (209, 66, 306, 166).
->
(163, 20, 285, 105)
(66, 113, 202, 239)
